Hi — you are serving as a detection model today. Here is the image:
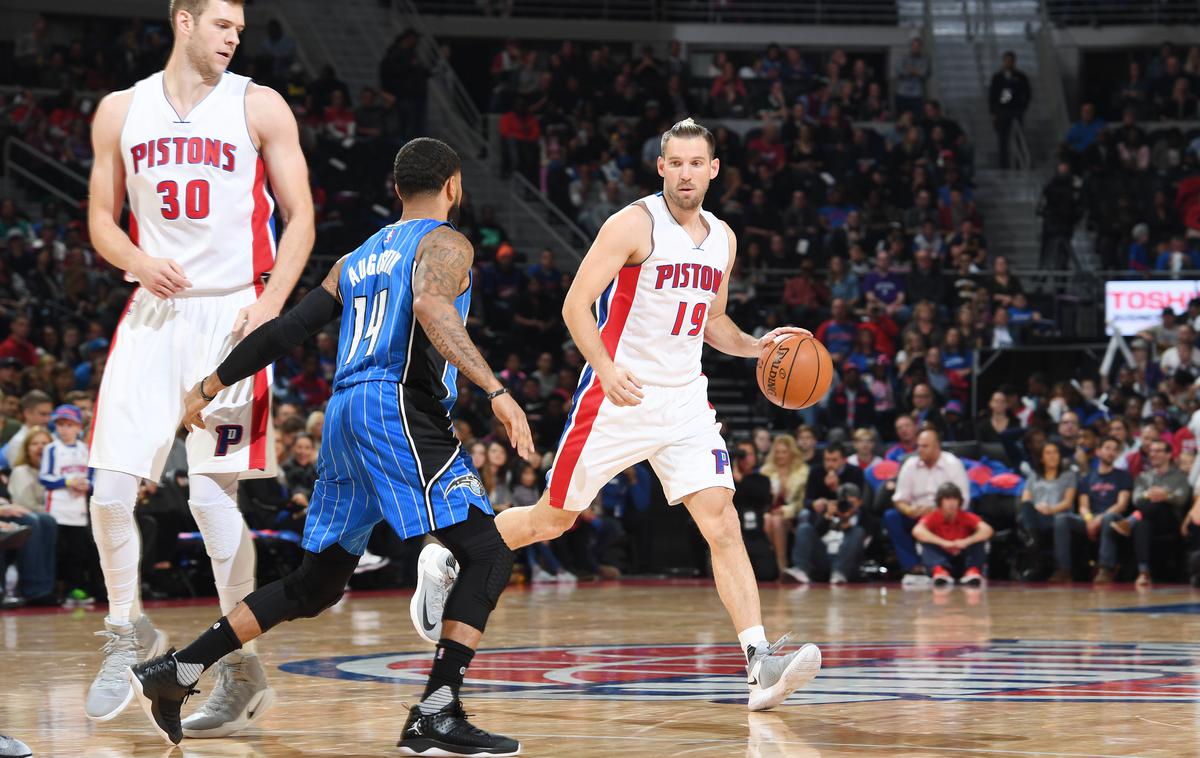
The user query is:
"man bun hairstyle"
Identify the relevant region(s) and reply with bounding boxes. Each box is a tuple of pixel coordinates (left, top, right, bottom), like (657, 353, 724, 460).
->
(660, 117, 715, 158)
(393, 138, 461, 199)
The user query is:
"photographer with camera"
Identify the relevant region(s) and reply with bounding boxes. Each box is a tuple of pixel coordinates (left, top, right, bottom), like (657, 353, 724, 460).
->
(782, 443, 870, 584)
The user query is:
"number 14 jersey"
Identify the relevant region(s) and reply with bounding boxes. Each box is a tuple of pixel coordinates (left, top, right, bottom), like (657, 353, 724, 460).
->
(334, 219, 468, 412)
(605, 192, 730, 387)
(120, 71, 276, 294)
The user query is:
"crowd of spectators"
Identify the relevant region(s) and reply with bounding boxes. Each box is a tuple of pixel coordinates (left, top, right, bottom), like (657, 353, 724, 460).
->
(8, 12, 1200, 609)
(730, 305, 1200, 590)
(1049, 43, 1200, 271)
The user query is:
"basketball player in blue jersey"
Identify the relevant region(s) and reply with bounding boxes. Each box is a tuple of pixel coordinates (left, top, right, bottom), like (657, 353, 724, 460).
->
(126, 138, 532, 757)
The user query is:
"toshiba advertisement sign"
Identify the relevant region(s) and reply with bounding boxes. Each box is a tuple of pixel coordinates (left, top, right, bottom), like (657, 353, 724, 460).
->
(1105, 280, 1200, 335)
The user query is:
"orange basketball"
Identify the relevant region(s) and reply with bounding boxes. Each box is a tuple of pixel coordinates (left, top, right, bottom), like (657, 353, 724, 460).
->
(756, 334, 834, 410)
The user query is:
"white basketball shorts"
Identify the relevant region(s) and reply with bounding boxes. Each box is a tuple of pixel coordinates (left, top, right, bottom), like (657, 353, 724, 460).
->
(89, 286, 276, 482)
(547, 372, 734, 511)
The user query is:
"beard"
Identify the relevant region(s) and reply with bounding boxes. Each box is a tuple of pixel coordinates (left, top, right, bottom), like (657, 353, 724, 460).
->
(447, 198, 462, 227)
(666, 184, 705, 211)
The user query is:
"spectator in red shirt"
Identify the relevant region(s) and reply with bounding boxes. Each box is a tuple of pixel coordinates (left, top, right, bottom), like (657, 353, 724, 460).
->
(0, 316, 37, 367)
(912, 482, 993, 586)
(288, 355, 331, 409)
(781, 259, 829, 324)
(748, 119, 786, 172)
(499, 98, 541, 184)
(321, 89, 356, 142)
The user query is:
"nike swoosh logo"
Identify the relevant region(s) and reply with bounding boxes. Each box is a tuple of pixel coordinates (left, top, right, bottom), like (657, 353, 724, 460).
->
(421, 603, 438, 633)
(748, 677, 759, 686)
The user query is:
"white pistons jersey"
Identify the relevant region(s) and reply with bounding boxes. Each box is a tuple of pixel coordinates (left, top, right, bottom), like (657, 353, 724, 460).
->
(120, 71, 276, 293)
(599, 192, 729, 387)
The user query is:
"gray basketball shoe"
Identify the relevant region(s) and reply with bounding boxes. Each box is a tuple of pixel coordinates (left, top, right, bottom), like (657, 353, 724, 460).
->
(746, 634, 822, 711)
(86, 615, 169, 721)
(181, 651, 277, 738)
(0, 735, 32, 757)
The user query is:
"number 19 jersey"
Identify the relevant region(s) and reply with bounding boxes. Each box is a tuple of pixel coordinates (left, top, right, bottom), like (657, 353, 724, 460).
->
(605, 192, 729, 387)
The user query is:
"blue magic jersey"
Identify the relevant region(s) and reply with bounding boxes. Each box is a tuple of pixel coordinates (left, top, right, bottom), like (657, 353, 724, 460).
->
(334, 218, 470, 411)
(303, 217, 489, 552)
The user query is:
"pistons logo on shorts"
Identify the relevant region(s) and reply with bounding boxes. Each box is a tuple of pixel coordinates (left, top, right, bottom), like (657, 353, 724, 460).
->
(214, 424, 244, 456)
(712, 449, 730, 474)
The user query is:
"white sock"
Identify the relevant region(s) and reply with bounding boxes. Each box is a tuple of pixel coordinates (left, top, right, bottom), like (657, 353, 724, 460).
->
(738, 626, 768, 661)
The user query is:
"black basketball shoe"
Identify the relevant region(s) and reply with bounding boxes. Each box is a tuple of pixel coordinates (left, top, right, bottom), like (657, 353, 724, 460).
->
(128, 649, 199, 745)
(397, 700, 520, 756)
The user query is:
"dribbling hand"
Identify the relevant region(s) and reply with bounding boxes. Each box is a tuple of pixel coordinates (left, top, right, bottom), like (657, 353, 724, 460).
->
(757, 326, 813, 351)
(598, 364, 644, 407)
(134, 256, 192, 299)
(492, 393, 537, 463)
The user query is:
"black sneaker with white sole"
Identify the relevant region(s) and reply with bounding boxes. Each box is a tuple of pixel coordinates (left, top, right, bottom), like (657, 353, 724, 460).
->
(396, 700, 520, 756)
(128, 650, 199, 745)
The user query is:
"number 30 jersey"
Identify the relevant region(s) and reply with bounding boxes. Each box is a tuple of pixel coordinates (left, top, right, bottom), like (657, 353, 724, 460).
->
(599, 192, 730, 387)
(120, 71, 276, 294)
(334, 219, 469, 412)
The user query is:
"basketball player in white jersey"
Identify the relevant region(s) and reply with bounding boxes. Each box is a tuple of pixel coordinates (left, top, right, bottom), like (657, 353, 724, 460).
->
(413, 119, 821, 710)
(84, 0, 314, 736)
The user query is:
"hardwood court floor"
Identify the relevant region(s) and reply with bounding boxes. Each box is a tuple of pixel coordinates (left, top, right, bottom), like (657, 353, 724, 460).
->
(3, 580, 1200, 758)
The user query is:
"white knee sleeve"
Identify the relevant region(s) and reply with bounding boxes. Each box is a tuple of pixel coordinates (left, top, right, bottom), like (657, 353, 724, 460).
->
(190, 473, 257, 631)
(90, 469, 139, 551)
(90, 469, 142, 625)
(189, 473, 245, 561)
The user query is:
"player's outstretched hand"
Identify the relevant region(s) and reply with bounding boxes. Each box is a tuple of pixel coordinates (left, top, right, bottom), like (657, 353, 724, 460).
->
(181, 380, 213, 432)
(757, 326, 814, 350)
(598, 364, 644, 407)
(135, 256, 192, 299)
(492, 393, 537, 463)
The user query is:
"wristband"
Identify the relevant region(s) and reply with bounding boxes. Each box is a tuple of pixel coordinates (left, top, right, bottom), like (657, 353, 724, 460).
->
(199, 375, 218, 401)
(487, 387, 509, 401)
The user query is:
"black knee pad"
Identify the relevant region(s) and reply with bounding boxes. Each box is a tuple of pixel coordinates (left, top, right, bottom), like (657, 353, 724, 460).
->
(246, 545, 360, 628)
(436, 508, 512, 632)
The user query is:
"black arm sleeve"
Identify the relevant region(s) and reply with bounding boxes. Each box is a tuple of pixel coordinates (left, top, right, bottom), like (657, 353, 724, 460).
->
(215, 287, 341, 386)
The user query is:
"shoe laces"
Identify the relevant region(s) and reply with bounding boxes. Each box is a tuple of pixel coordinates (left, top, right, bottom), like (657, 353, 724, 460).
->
(446, 701, 493, 739)
(144, 656, 200, 705)
(95, 630, 138, 685)
(757, 633, 792, 660)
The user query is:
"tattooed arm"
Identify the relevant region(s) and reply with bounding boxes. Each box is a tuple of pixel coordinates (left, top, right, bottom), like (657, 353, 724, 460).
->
(413, 226, 535, 459)
(413, 226, 503, 394)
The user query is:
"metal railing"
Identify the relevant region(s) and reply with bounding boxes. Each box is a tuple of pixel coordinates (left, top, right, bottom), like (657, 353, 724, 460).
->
(3, 137, 89, 208)
(1043, 0, 1200, 26)
(921, 0, 939, 104)
(1033, 2, 1070, 144)
(391, 0, 592, 262)
(404, 0, 900, 23)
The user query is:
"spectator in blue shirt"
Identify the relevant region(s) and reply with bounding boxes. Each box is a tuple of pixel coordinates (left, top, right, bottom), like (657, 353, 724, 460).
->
(1154, 236, 1200, 271)
(815, 298, 858, 362)
(1065, 102, 1105, 153)
(601, 464, 653, 573)
(1127, 223, 1153, 271)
